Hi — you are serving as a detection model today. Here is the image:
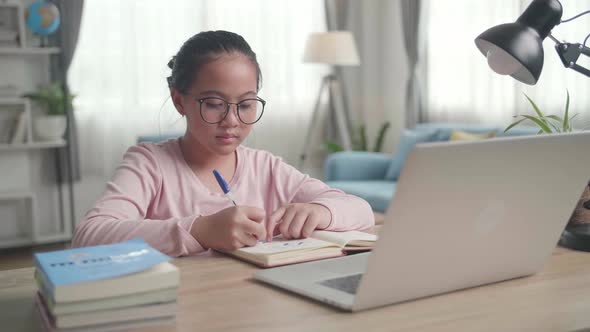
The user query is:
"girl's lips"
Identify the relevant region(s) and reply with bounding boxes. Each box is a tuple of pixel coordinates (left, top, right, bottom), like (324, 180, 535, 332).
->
(217, 134, 238, 139)
(216, 134, 239, 144)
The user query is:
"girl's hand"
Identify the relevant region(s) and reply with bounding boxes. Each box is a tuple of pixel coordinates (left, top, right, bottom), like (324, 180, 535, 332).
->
(266, 203, 331, 241)
(192, 206, 266, 251)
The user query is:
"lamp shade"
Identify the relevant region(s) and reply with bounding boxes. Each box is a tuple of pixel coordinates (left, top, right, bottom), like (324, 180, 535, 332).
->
(474, 0, 562, 85)
(303, 31, 360, 66)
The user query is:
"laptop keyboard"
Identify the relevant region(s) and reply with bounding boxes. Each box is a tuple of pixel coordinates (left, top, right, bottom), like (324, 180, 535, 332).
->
(318, 273, 363, 295)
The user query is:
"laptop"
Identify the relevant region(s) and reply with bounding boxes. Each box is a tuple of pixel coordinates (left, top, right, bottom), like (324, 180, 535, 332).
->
(254, 132, 590, 311)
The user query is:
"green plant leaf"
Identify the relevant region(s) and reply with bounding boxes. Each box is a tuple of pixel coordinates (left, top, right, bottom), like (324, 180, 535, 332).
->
(545, 115, 563, 133)
(504, 118, 528, 133)
(359, 125, 367, 151)
(563, 89, 570, 131)
(523, 93, 548, 125)
(568, 113, 579, 132)
(544, 116, 562, 133)
(521, 115, 553, 133)
(373, 122, 390, 152)
(21, 81, 75, 115)
(545, 115, 563, 123)
(322, 140, 344, 153)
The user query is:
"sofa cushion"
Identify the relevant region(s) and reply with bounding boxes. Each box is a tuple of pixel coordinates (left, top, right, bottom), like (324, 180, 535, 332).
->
(415, 123, 496, 140)
(326, 180, 396, 213)
(449, 129, 496, 141)
(495, 126, 538, 137)
(384, 129, 438, 181)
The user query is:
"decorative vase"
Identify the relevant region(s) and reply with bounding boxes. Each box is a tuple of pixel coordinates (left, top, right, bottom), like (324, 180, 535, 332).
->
(34, 115, 66, 142)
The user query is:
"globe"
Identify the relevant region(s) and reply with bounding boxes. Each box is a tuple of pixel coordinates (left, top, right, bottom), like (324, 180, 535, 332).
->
(25, 1, 60, 36)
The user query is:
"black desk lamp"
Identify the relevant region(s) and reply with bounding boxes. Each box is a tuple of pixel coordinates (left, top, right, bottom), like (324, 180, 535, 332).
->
(474, 0, 590, 251)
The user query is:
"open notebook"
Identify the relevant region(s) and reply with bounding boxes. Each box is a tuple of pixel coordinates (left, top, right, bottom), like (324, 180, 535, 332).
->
(221, 230, 377, 268)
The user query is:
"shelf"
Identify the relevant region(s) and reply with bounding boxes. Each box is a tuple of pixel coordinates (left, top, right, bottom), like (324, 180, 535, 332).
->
(35, 232, 71, 244)
(0, 236, 34, 249)
(0, 191, 34, 200)
(0, 140, 66, 151)
(0, 97, 25, 105)
(0, 47, 60, 55)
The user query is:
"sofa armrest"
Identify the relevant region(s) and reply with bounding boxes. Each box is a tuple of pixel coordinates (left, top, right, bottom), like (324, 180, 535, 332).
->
(324, 151, 392, 181)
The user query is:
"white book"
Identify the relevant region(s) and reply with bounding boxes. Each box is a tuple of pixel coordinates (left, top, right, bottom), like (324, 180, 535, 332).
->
(10, 111, 27, 144)
(35, 294, 176, 332)
(35, 275, 178, 315)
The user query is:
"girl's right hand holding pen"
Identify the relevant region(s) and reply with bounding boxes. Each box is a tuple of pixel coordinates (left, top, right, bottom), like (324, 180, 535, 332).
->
(191, 206, 266, 251)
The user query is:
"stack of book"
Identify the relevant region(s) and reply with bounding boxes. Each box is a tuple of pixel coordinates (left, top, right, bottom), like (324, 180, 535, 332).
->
(33, 239, 179, 332)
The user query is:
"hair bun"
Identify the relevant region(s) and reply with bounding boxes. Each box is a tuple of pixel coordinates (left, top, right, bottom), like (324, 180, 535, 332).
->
(167, 56, 176, 69)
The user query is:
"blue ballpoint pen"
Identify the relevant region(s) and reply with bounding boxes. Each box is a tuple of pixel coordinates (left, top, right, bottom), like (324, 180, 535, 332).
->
(213, 169, 237, 206)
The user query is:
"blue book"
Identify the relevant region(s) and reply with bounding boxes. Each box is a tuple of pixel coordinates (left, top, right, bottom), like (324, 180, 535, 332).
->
(34, 239, 179, 303)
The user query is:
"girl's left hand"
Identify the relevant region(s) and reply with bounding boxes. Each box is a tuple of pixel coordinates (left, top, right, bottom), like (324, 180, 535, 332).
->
(266, 203, 331, 241)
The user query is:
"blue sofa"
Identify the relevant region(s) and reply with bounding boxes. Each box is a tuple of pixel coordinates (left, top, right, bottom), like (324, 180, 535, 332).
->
(324, 123, 538, 212)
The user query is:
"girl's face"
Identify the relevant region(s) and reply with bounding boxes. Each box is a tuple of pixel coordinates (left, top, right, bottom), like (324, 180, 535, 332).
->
(173, 53, 259, 156)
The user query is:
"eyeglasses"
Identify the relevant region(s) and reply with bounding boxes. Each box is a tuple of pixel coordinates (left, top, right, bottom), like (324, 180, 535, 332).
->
(190, 95, 266, 125)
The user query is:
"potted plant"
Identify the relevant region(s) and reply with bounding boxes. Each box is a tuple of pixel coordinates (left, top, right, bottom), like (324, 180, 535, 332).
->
(505, 91, 576, 134)
(23, 81, 74, 142)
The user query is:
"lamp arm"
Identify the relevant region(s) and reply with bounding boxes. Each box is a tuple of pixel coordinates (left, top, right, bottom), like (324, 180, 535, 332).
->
(570, 62, 590, 77)
(553, 40, 590, 78)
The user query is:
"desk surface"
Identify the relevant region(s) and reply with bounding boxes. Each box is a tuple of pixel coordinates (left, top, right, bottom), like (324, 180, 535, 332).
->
(1, 247, 590, 332)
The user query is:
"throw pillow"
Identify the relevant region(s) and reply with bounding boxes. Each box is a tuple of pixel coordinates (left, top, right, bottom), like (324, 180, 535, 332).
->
(449, 130, 496, 141)
(385, 129, 438, 181)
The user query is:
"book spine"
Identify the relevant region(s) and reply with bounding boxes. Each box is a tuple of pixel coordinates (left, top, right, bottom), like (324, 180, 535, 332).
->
(34, 256, 57, 303)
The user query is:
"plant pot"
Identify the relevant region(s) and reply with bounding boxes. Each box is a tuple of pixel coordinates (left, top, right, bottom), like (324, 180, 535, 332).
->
(34, 115, 67, 142)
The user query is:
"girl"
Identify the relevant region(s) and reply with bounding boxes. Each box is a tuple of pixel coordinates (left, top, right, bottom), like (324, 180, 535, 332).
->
(72, 30, 373, 257)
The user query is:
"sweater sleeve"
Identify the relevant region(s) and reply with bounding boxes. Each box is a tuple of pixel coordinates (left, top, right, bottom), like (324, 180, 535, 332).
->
(270, 156, 374, 231)
(71, 144, 205, 257)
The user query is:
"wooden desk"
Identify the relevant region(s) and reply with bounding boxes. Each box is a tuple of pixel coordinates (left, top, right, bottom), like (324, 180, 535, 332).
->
(1, 247, 590, 332)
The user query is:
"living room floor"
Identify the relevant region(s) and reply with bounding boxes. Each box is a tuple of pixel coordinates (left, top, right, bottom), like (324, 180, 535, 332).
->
(0, 242, 70, 271)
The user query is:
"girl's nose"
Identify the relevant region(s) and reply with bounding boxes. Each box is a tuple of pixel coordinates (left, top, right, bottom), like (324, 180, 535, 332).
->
(221, 104, 240, 126)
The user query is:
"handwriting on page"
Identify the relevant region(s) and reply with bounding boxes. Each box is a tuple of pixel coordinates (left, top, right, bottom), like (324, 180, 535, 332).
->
(239, 238, 331, 254)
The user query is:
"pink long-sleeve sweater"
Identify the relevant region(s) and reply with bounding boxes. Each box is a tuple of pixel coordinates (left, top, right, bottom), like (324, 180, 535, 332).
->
(72, 139, 374, 257)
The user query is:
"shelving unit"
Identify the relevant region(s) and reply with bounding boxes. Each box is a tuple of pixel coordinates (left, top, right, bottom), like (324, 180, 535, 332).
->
(0, 47, 60, 55)
(0, 0, 73, 248)
(0, 140, 66, 150)
(0, 191, 35, 249)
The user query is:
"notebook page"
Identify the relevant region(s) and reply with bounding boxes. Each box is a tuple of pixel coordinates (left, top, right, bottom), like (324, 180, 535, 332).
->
(237, 238, 335, 255)
(311, 230, 377, 247)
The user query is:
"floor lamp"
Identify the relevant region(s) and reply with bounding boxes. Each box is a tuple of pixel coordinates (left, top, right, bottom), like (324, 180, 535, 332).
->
(299, 31, 360, 169)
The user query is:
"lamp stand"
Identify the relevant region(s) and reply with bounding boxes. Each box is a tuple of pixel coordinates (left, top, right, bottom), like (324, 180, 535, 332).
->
(299, 74, 352, 170)
(560, 225, 590, 251)
(559, 183, 590, 252)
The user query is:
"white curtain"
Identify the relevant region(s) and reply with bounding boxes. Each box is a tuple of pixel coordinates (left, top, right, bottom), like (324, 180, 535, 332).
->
(68, 0, 328, 180)
(425, 0, 590, 128)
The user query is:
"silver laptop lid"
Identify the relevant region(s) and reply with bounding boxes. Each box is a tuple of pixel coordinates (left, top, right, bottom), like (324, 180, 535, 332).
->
(354, 132, 590, 310)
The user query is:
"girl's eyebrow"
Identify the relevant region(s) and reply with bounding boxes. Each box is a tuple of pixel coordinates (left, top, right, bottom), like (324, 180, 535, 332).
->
(198, 90, 257, 99)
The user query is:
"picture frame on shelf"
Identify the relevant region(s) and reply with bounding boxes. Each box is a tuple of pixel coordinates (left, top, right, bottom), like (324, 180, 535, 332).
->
(0, 1, 24, 47)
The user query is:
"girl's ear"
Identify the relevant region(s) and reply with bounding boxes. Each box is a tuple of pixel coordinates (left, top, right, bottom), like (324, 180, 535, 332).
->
(171, 88, 185, 116)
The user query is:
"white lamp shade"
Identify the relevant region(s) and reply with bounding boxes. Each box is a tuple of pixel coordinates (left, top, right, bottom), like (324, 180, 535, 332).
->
(303, 31, 360, 66)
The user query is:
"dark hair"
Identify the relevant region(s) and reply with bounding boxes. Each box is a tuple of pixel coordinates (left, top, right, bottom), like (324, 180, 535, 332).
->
(167, 30, 262, 93)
